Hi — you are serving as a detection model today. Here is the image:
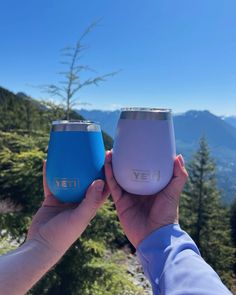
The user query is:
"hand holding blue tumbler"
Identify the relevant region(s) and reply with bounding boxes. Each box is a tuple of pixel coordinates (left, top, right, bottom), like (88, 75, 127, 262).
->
(46, 120, 105, 203)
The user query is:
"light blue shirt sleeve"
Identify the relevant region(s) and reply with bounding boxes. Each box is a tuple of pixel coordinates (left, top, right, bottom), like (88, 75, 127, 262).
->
(136, 224, 232, 295)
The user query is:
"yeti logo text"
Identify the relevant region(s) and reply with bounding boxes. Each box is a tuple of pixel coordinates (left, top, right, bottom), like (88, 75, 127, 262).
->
(55, 178, 80, 189)
(132, 170, 160, 182)
(151, 170, 161, 182)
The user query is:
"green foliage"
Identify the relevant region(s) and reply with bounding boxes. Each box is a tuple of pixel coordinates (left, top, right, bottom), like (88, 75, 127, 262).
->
(84, 251, 143, 295)
(1, 86, 235, 293)
(0, 132, 46, 210)
(85, 201, 126, 248)
(0, 87, 112, 149)
(0, 129, 140, 294)
(0, 237, 16, 255)
(29, 233, 141, 295)
(0, 131, 46, 241)
(0, 90, 141, 294)
(230, 199, 236, 275)
(230, 199, 236, 246)
(102, 131, 113, 150)
(28, 199, 130, 294)
(180, 137, 235, 289)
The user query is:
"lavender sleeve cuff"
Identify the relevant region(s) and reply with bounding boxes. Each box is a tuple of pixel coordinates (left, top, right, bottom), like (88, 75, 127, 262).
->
(136, 224, 232, 295)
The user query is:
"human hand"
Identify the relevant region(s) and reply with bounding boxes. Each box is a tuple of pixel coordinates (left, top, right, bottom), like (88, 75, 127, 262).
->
(105, 151, 188, 248)
(27, 161, 109, 257)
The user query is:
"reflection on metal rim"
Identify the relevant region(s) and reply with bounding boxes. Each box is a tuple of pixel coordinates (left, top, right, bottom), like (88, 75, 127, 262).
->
(120, 108, 172, 121)
(51, 120, 101, 132)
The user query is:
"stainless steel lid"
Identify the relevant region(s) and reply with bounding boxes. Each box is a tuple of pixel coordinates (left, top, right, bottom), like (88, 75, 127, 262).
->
(120, 108, 172, 120)
(51, 120, 101, 132)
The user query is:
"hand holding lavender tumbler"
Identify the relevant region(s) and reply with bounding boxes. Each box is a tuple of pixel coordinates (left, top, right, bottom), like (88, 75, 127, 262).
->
(112, 108, 176, 195)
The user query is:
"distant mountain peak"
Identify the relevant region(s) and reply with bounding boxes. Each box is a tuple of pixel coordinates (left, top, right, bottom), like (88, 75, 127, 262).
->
(221, 115, 236, 128)
(183, 110, 214, 118)
(16, 92, 28, 98)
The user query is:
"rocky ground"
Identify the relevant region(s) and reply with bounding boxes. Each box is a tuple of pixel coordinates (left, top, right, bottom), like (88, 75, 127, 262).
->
(127, 253, 152, 294)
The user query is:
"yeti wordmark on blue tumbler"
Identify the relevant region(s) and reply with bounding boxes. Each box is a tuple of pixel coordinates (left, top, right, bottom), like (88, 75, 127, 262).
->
(46, 120, 105, 202)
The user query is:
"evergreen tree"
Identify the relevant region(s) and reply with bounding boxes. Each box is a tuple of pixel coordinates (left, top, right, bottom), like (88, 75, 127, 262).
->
(230, 199, 236, 246)
(230, 199, 236, 275)
(0, 130, 143, 294)
(180, 137, 235, 289)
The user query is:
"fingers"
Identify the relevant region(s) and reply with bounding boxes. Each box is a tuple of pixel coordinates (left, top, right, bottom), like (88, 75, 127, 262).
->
(104, 150, 123, 204)
(43, 160, 52, 198)
(102, 182, 110, 198)
(164, 154, 188, 198)
(175, 154, 188, 181)
(72, 179, 109, 225)
(43, 159, 110, 209)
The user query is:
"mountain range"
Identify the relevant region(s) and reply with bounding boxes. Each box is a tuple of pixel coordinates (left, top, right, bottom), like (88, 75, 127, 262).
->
(78, 108, 236, 204)
(0, 85, 235, 204)
(222, 116, 236, 128)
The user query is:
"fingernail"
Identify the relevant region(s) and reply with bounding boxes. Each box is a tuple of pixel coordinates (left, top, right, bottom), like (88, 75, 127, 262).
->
(95, 181, 105, 192)
(178, 154, 185, 167)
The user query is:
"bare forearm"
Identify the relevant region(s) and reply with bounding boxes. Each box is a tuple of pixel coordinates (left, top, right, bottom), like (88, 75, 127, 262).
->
(0, 240, 61, 295)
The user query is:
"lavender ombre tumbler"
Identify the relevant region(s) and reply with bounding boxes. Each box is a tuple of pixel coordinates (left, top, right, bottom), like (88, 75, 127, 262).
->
(112, 108, 176, 195)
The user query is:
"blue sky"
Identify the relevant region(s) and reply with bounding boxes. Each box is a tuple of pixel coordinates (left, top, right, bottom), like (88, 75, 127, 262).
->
(0, 0, 236, 115)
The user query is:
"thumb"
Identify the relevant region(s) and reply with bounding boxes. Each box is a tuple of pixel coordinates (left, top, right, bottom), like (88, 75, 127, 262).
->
(71, 180, 107, 225)
(164, 155, 188, 199)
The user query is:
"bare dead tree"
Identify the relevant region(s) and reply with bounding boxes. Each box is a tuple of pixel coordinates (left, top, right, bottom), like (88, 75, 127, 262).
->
(41, 20, 119, 120)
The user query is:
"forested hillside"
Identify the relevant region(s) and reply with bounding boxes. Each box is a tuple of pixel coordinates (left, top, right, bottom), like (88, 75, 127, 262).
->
(0, 87, 142, 294)
(79, 108, 236, 204)
(0, 86, 235, 293)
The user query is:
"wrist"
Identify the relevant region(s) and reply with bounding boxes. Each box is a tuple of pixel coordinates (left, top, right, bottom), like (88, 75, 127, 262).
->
(25, 238, 63, 265)
(0, 239, 63, 295)
(136, 222, 179, 249)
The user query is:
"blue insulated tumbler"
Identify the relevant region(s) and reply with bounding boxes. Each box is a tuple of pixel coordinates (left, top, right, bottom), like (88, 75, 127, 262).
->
(46, 120, 105, 203)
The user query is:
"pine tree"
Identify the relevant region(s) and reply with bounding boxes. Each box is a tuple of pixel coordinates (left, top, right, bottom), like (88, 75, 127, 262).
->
(180, 137, 235, 289)
(230, 199, 236, 275)
(230, 199, 236, 246)
(0, 130, 143, 294)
